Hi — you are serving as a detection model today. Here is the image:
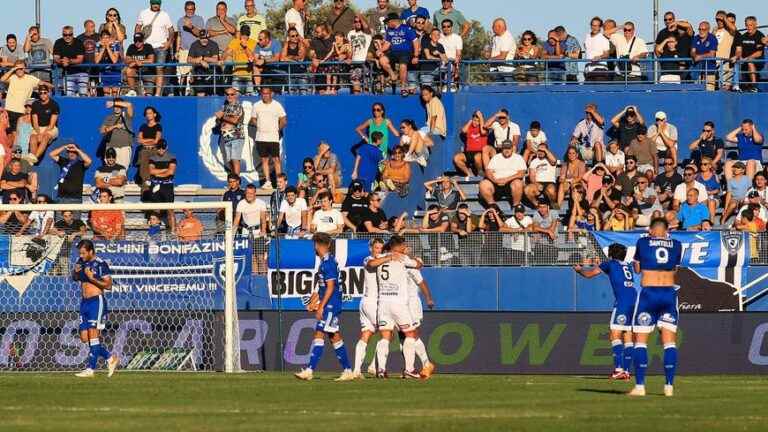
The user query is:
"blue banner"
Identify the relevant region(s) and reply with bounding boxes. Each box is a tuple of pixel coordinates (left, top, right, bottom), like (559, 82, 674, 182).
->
(592, 231, 749, 311)
(267, 239, 370, 310)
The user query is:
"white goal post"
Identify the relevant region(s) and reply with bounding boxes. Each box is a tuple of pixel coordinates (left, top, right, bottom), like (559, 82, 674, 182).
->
(0, 201, 241, 373)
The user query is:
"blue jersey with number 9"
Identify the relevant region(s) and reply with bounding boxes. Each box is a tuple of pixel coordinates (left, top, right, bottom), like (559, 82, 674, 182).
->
(634, 236, 682, 271)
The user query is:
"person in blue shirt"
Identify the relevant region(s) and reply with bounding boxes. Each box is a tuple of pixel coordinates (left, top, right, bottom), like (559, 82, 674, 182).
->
(574, 243, 637, 381)
(400, 0, 430, 29)
(73, 239, 119, 378)
(352, 131, 385, 192)
(678, 188, 710, 230)
(629, 217, 683, 397)
(725, 119, 764, 179)
(295, 233, 354, 381)
(690, 21, 718, 90)
(721, 161, 754, 224)
(382, 13, 420, 95)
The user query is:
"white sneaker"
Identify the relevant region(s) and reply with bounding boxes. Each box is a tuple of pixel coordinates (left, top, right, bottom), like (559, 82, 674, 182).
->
(367, 363, 377, 376)
(627, 385, 646, 397)
(262, 181, 274, 190)
(75, 368, 95, 378)
(294, 368, 313, 381)
(334, 369, 356, 382)
(664, 385, 674, 397)
(125, 89, 137, 97)
(352, 372, 365, 380)
(107, 355, 119, 378)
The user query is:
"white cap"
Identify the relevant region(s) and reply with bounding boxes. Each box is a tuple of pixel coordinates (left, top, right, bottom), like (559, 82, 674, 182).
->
(655, 111, 667, 120)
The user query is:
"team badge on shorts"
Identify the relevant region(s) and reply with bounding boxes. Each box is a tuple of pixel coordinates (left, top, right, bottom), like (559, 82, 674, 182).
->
(616, 314, 627, 325)
(637, 312, 652, 326)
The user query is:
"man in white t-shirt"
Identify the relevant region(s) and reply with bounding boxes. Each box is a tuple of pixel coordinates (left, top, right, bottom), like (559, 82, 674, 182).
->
(610, 21, 647, 79)
(311, 192, 344, 234)
(604, 141, 625, 176)
(525, 144, 558, 207)
(438, 19, 462, 83)
(672, 166, 708, 210)
(285, 0, 306, 39)
(250, 87, 287, 190)
(522, 120, 548, 161)
(479, 140, 527, 208)
(278, 185, 308, 236)
(501, 204, 532, 253)
(347, 17, 372, 93)
(487, 18, 516, 78)
(584, 17, 611, 80)
(482, 109, 521, 168)
(646, 111, 678, 165)
(134, 0, 175, 96)
(234, 184, 268, 236)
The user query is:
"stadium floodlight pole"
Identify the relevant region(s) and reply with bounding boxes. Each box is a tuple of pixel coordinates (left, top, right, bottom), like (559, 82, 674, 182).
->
(35, 0, 41, 28)
(653, 0, 659, 83)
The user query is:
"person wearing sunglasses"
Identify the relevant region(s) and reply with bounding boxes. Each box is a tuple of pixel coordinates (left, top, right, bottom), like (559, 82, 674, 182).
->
(176, 1, 206, 95)
(1, 60, 53, 145)
(671, 166, 707, 212)
(654, 158, 683, 210)
(28, 84, 60, 164)
(483, 108, 520, 168)
(0, 191, 30, 235)
(99, 8, 126, 43)
(654, 11, 693, 70)
(438, 19, 461, 85)
(610, 21, 647, 82)
(346, 16, 371, 94)
(135, 0, 176, 96)
(688, 121, 723, 167)
(188, 29, 222, 96)
(52, 25, 87, 96)
(215, 86, 245, 176)
(646, 111, 678, 167)
(514, 30, 542, 84)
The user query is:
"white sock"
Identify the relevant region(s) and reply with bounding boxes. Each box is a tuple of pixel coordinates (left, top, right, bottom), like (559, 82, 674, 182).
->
(353, 340, 367, 374)
(414, 338, 429, 364)
(375, 338, 390, 372)
(403, 337, 416, 372)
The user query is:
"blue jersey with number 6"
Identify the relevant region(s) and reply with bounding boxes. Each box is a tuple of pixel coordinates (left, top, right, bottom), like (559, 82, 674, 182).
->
(599, 260, 635, 305)
(634, 236, 682, 272)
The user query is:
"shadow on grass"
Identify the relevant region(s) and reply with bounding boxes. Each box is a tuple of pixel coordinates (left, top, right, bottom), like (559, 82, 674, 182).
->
(577, 388, 626, 395)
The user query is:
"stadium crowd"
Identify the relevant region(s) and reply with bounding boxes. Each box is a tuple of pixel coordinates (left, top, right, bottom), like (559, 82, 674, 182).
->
(0, 1, 765, 251)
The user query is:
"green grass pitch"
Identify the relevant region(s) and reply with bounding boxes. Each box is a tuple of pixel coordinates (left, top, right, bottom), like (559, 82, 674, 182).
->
(1, 373, 766, 431)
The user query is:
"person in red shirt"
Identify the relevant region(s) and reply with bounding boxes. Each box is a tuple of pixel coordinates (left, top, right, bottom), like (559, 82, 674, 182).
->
(454, 110, 487, 177)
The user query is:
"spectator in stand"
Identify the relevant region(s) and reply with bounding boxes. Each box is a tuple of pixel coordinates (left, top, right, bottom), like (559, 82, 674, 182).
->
(251, 87, 286, 190)
(542, 30, 566, 82)
(569, 204, 601, 233)
(525, 143, 558, 207)
(53, 209, 87, 241)
(554, 26, 581, 82)
(582, 163, 608, 203)
(188, 30, 222, 96)
(604, 141, 625, 176)
(224, 26, 257, 95)
(50, 142, 91, 206)
(400, 119, 432, 167)
(306, 172, 332, 210)
(479, 140, 526, 209)
(136, 106, 163, 189)
(381, 13, 420, 96)
(147, 140, 177, 230)
(253, 30, 284, 89)
(1, 158, 31, 203)
(381, 146, 411, 196)
(100, 99, 133, 170)
(646, 111, 678, 167)
(401, 203, 449, 234)
(347, 16, 371, 94)
(610, 105, 645, 150)
(438, 20, 461, 85)
(1, 61, 53, 141)
(424, 175, 465, 212)
(351, 131, 383, 192)
(583, 17, 611, 81)
(314, 141, 342, 191)
(487, 18, 516, 82)
(90, 189, 124, 241)
(0, 191, 29, 235)
(18, 194, 54, 236)
(367, 0, 398, 36)
(94, 148, 127, 203)
(95, 29, 124, 97)
(654, 11, 694, 71)
(604, 206, 633, 231)
(220, 173, 245, 219)
(421, 85, 446, 139)
(269, 174, 288, 225)
(633, 175, 661, 226)
(23, 26, 53, 82)
(725, 119, 764, 180)
(176, 1, 206, 95)
(672, 165, 707, 211)
(308, 24, 334, 94)
(591, 174, 622, 219)
(655, 158, 683, 210)
(455, 110, 486, 177)
(514, 31, 542, 84)
(737, 16, 766, 93)
(282, 27, 309, 85)
(311, 191, 344, 234)
(735, 190, 768, 226)
(483, 109, 521, 167)
(451, 202, 474, 237)
(401, 0, 430, 29)
(146, 211, 166, 241)
(611, 21, 647, 81)
(0, 34, 22, 70)
(734, 207, 765, 242)
(420, 26, 447, 85)
(556, 146, 587, 208)
(522, 121, 548, 162)
(207, 1, 237, 56)
(677, 188, 709, 231)
(625, 126, 656, 177)
(358, 192, 391, 233)
(570, 103, 605, 163)
(285, 0, 308, 40)
(355, 103, 400, 159)
(722, 161, 752, 224)
(234, 184, 268, 237)
(432, 0, 469, 38)
(100, 8, 127, 43)
(531, 201, 558, 241)
(341, 180, 368, 231)
(498, 205, 530, 261)
(29, 85, 60, 164)
(689, 121, 724, 167)
(134, 0, 174, 96)
(176, 208, 204, 241)
(239, 0, 267, 41)
(215, 87, 245, 175)
(278, 186, 308, 236)
(749, 172, 768, 204)
(328, 0, 356, 36)
(695, 157, 720, 221)
(15, 101, 35, 158)
(656, 34, 688, 82)
(125, 33, 156, 96)
(78, 20, 99, 96)
(690, 21, 718, 90)
(715, 11, 737, 90)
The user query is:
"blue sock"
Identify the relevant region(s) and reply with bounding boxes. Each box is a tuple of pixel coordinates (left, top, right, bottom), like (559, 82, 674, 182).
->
(307, 338, 324, 371)
(623, 342, 634, 372)
(634, 343, 648, 386)
(333, 340, 351, 370)
(88, 339, 100, 370)
(664, 343, 677, 385)
(99, 344, 111, 360)
(611, 339, 623, 370)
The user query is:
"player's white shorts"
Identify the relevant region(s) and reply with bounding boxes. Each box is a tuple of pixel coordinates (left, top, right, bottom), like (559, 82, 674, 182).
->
(359, 299, 378, 333)
(378, 302, 415, 331)
(408, 295, 423, 328)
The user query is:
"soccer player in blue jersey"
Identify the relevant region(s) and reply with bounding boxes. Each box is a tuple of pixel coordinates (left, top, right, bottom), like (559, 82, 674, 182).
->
(629, 217, 683, 397)
(295, 233, 354, 381)
(73, 239, 119, 378)
(574, 243, 637, 381)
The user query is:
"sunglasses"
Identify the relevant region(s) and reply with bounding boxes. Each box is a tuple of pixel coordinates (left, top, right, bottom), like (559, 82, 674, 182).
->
(39, 90, 49, 94)
(664, 161, 675, 166)
(372, 108, 383, 112)
(225, 92, 237, 96)
(684, 173, 694, 177)
(498, 116, 507, 120)
(63, 33, 74, 37)
(703, 128, 713, 132)
(637, 181, 648, 184)
(623, 28, 633, 32)
(442, 25, 452, 28)
(9, 197, 19, 201)
(522, 38, 532, 41)
(107, 13, 118, 17)
(664, 18, 674, 22)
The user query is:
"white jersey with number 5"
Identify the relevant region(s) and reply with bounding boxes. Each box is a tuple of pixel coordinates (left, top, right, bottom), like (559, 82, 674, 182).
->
(377, 254, 417, 305)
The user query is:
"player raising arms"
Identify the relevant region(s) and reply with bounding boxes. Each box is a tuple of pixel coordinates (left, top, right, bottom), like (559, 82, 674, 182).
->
(574, 243, 637, 380)
(629, 217, 682, 397)
(73, 239, 119, 378)
(352, 238, 385, 379)
(295, 233, 355, 381)
(405, 254, 436, 379)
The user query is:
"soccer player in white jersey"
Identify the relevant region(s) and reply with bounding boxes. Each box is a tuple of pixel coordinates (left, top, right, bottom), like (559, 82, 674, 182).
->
(366, 235, 422, 378)
(352, 238, 385, 379)
(405, 254, 436, 379)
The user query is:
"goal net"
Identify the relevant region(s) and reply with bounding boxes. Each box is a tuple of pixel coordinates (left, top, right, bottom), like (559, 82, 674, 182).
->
(0, 201, 241, 373)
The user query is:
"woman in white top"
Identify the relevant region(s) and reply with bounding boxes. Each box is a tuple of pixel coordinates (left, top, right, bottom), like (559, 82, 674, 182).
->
(20, 194, 54, 237)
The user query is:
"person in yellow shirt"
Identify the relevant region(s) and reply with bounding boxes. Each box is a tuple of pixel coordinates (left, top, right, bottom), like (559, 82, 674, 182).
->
(224, 26, 257, 94)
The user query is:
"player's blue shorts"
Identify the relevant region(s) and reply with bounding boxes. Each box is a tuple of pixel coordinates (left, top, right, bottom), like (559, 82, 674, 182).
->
(79, 295, 108, 332)
(632, 286, 679, 333)
(610, 294, 638, 332)
(315, 307, 340, 334)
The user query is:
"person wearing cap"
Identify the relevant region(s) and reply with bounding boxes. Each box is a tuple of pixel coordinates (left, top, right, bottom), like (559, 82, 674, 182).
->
(224, 25, 256, 95)
(646, 111, 678, 167)
(672, 165, 707, 212)
(176, 1, 206, 95)
(49, 141, 92, 206)
(99, 98, 134, 170)
(591, 174, 622, 219)
(432, 0, 469, 38)
(381, 12, 420, 95)
(479, 138, 526, 209)
(94, 148, 127, 203)
(735, 189, 768, 225)
(498, 204, 531, 255)
(725, 119, 764, 180)
(677, 188, 710, 231)
(215, 86, 245, 175)
(341, 179, 368, 231)
(134, 0, 174, 96)
(570, 103, 605, 163)
(625, 125, 657, 176)
(125, 32, 156, 96)
(351, 131, 383, 193)
(610, 105, 646, 150)
(721, 160, 753, 224)
(188, 29, 222, 96)
(147, 139, 177, 231)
